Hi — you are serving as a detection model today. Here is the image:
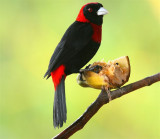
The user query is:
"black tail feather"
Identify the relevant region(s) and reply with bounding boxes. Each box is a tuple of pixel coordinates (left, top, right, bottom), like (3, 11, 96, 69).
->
(44, 71, 51, 79)
(53, 75, 67, 128)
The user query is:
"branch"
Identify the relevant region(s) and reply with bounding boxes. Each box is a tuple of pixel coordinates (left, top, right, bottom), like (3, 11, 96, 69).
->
(53, 73, 160, 139)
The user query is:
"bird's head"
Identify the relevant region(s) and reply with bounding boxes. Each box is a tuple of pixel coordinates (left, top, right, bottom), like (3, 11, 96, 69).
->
(76, 3, 108, 25)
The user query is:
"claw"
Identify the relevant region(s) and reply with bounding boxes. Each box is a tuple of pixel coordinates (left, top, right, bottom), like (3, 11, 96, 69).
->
(103, 86, 112, 102)
(106, 89, 112, 102)
(85, 64, 91, 69)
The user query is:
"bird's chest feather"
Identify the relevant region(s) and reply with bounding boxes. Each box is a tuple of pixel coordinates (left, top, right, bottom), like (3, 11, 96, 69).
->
(90, 23, 102, 43)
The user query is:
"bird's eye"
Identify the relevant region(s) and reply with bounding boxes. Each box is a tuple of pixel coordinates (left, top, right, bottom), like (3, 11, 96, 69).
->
(88, 8, 93, 12)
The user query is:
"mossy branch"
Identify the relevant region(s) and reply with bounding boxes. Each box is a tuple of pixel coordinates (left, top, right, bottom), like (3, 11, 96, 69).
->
(53, 72, 160, 139)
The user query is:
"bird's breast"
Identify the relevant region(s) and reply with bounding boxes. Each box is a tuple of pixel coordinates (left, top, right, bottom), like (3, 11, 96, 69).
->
(90, 23, 102, 43)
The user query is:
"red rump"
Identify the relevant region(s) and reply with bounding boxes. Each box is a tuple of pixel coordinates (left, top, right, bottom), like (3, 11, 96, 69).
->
(90, 23, 102, 43)
(51, 65, 66, 90)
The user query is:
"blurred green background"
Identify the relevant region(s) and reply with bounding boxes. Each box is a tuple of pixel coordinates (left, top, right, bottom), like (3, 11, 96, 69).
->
(0, 0, 160, 139)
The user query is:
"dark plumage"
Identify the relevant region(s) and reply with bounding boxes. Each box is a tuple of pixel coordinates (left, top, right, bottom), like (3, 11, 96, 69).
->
(44, 22, 94, 77)
(44, 2, 108, 128)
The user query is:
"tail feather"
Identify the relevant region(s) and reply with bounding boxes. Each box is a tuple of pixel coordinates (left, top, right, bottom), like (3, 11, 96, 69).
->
(53, 75, 67, 128)
(44, 70, 51, 79)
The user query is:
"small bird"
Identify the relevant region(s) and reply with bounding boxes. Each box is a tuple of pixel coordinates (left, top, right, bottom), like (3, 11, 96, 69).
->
(44, 3, 108, 128)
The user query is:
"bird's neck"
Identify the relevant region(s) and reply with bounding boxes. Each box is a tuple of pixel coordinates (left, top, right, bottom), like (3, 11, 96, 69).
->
(76, 5, 90, 23)
(76, 5, 102, 43)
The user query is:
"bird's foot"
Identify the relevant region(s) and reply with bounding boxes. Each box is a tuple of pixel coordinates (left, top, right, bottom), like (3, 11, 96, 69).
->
(103, 86, 112, 102)
(107, 89, 112, 102)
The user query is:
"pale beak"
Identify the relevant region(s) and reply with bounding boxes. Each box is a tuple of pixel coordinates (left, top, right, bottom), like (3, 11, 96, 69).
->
(97, 7, 109, 16)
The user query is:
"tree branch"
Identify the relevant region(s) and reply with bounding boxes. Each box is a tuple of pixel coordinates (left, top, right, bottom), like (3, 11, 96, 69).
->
(53, 73, 160, 139)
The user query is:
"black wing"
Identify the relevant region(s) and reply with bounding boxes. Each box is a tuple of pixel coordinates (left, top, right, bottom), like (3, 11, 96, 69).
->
(44, 21, 93, 79)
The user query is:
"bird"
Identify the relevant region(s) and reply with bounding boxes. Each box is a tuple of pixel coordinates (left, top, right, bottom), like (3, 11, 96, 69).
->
(44, 2, 108, 128)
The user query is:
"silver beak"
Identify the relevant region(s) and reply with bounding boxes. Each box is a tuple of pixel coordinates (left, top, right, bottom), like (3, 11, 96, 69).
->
(97, 7, 109, 16)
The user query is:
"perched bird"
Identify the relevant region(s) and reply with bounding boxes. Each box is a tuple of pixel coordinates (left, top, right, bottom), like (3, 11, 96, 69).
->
(44, 2, 108, 128)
